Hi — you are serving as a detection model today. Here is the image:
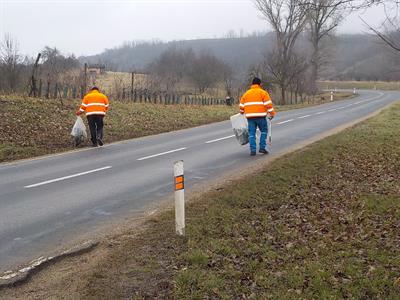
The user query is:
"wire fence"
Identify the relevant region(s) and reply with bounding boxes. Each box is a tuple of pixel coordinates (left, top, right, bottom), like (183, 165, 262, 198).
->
(31, 82, 234, 106)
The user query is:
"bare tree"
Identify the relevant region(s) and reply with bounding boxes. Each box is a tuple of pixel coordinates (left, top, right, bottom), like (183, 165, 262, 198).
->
(307, 0, 346, 93)
(40, 46, 80, 85)
(361, 1, 400, 52)
(221, 62, 234, 96)
(263, 47, 308, 103)
(303, 0, 388, 8)
(254, 0, 310, 104)
(187, 50, 227, 93)
(148, 47, 194, 92)
(0, 34, 21, 93)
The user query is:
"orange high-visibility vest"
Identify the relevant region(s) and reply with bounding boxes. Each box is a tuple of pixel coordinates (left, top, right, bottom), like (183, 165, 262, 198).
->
(79, 90, 109, 116)
(239, 84, 276, 118)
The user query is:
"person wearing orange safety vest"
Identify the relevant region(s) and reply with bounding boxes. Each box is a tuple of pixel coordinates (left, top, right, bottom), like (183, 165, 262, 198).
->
(76, 86, 109, 147)
(240, 77, 276, 156)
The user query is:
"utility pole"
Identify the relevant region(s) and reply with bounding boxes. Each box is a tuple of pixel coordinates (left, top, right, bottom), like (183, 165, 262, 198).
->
(84, 63, 88, 93)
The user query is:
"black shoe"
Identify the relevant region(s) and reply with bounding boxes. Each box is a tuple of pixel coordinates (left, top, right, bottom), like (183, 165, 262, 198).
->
(97, 139, 104, 146)
(250, 152, 256, 156)
(92, 143, 98, 147)
(259, 149, 269, 154)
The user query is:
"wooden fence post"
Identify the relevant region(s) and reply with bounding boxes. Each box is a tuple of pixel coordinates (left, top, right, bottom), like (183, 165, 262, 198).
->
(38, 79, 42, 98)
(46, 76, 50, 99)
(53, 83, 58, 98)
(131, 72, 134, 101)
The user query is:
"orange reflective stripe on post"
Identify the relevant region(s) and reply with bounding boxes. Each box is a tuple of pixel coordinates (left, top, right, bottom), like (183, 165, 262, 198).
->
(175, 175, 184, 190)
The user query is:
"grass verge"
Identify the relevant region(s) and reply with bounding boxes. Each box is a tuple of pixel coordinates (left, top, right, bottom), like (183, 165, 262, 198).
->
(0, 92, 351, 163)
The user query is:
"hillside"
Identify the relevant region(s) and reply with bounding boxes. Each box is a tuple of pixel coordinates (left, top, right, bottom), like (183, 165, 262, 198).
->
(81, 33, 273, 76)
(80, 33, 399, 81)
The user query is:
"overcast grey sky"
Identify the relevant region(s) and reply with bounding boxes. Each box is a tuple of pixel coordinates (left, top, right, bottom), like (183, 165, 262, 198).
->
(0, 0, 387, 57)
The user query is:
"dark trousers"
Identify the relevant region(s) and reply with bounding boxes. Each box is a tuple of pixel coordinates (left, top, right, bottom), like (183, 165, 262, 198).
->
(87, 115, 104, 145)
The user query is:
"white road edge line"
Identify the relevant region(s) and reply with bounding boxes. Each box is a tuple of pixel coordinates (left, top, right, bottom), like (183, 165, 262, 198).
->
(277, 119, 294, 125)
(137, 147, 187, 161)
(205, 135, 235, 144)
(298, 115, 311, 119)
(24, 166, 112, 188)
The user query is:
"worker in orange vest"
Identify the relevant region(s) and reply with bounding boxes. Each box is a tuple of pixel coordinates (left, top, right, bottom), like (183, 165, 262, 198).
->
(240, 77, 276, 156)
(76, 86, 109, 147)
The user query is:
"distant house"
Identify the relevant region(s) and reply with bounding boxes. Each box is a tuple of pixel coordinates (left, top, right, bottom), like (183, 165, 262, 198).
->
(87, 64, 106, 75)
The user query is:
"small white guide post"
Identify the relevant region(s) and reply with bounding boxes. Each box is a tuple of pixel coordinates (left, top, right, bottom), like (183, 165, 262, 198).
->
(330, 91, 334, 102)
(174, 160, 185, 236)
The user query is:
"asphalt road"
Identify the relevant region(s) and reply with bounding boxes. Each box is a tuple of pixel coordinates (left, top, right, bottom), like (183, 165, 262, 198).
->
(0, 90, 399, 272)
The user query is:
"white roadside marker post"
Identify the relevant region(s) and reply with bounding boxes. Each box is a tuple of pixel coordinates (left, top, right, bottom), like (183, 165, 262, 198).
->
(330, 91, 334, 102)
(353, 88, 356, 95)
(174, 160, 185, 236)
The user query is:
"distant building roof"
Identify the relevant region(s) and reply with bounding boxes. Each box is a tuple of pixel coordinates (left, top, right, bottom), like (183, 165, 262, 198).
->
(87, 64, 105, 69)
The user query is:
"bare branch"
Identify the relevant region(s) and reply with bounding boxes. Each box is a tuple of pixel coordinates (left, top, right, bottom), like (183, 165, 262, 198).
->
(360, 17, 400, 52)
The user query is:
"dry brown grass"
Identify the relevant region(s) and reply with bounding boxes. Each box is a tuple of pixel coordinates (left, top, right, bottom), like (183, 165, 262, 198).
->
(319, 80, 400, 91)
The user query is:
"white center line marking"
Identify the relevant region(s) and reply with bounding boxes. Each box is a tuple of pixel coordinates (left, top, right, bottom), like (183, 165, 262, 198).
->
(315, 111, 326, 115)
(328, 108, 338, 112)
(205, 135, 235, 144)
(277, 119, 294, 125)
(298, 114, 311, 119)
(137, 147, 187, 161)
(24, 166, 112, 188)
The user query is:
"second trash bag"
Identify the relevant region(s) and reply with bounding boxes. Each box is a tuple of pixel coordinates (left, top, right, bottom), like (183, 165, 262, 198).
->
(230, 113, 248, 145)
(71, 116, 87, 146)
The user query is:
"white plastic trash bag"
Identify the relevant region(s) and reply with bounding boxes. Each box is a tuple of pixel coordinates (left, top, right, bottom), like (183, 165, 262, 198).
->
(230, 113, 249, 145)
(71, 116, 87, 146)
